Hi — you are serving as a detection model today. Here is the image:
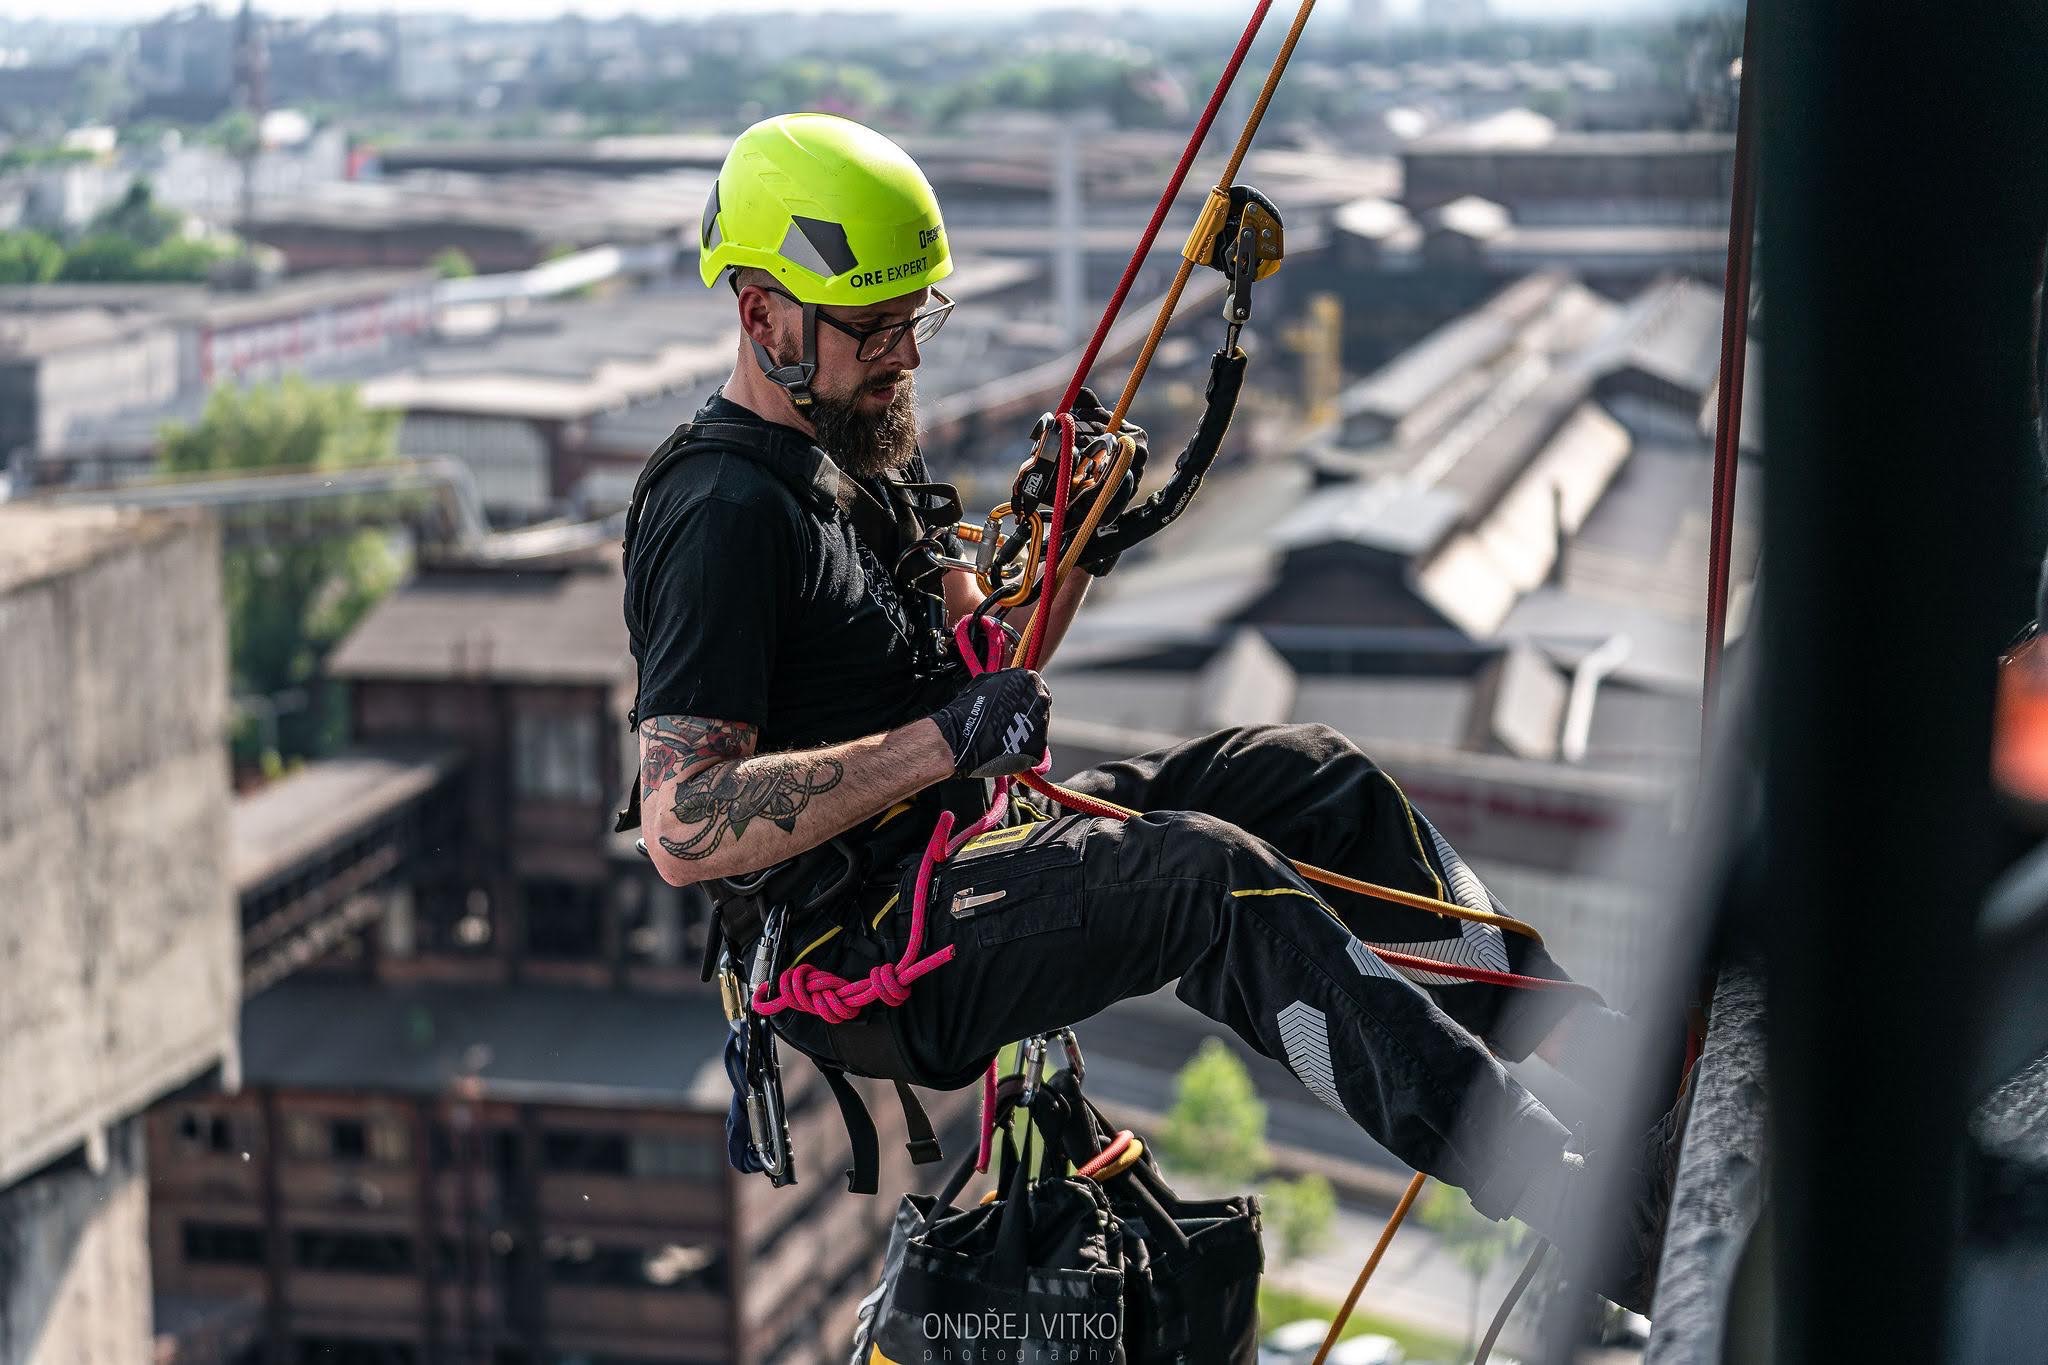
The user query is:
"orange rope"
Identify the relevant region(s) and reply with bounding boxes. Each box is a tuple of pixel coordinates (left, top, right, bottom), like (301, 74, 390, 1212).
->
(1024, 774, 1545, 943)
(1310, 1173, 1427, 1365)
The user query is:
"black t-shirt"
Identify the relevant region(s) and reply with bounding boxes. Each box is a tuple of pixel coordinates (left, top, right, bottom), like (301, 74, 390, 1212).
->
(623, 393, 948, 755)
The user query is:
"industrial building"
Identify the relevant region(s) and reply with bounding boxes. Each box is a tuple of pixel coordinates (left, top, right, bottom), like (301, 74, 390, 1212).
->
(0, 505, 240, 1365)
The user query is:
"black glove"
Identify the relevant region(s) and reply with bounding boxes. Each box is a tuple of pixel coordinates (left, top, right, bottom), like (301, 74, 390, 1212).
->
(1068, 386, 1148, 576)
(927, 668, 1051, 779)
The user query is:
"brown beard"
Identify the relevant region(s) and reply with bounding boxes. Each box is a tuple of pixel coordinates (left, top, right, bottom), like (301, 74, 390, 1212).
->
(808, 373, 920, 478)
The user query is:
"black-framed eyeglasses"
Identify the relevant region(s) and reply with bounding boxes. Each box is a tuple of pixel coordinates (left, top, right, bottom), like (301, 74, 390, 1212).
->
(738, 276, 955, 362)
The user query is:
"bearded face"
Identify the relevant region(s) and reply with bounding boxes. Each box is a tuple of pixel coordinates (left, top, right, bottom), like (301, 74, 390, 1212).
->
(750, 274, 927, 478)
(799, 363, 920, 479)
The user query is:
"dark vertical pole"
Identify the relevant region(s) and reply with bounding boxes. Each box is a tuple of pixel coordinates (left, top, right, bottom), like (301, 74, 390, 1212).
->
(453, 1097, 482, 1365)
(257, 1087, 289, 1365)
(1757, 2, 2048, 1361)
(413, 1098, 442, 1362)
(515, 1106, 549, 1360)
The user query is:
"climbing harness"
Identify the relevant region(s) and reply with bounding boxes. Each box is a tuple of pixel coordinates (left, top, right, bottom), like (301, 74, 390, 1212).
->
(616, 417, 968, 1194)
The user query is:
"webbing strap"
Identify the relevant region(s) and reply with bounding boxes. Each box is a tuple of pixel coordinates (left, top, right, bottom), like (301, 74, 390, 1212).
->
(813, 1060, 882, 1195)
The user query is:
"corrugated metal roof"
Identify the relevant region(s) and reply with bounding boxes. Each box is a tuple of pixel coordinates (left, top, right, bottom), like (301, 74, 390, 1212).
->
(239, 978, 728, 1108)
(1271, 481, 1466, 558)
(328, 557, 628, 685)
(1414, 401, 1634, 636)
(232, 745, 462, 891)
(1503, 586, 1714, 693)
(1291, 675, 1477, 750)
(1334, 272, 1569, 430)
(1591, 275, 1728, 400)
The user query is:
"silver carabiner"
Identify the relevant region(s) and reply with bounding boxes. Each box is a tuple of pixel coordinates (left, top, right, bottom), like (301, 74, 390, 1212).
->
(1018, 1033, 1052, 1106)
(1056, 1027, 1086, 1085)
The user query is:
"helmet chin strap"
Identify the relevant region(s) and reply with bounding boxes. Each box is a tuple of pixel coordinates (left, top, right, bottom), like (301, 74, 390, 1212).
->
(749, 300, 822, 411)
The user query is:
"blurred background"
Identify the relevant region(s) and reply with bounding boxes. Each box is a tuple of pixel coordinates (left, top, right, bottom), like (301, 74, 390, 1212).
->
(0, 2, 1755, 1362)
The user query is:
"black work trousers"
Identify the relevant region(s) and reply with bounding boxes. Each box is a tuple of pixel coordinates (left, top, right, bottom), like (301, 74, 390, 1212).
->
(773, 723, 1590, 1218)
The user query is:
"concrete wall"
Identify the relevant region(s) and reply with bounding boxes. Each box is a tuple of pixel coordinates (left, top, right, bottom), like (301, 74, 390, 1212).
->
(33, 324, 182, 455)
(0, 504, 239, 1186)
(0, 1120, 152, 1365)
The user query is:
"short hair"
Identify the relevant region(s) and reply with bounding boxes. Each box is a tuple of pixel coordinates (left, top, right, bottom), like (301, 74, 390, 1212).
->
(730, 265, 777, 294)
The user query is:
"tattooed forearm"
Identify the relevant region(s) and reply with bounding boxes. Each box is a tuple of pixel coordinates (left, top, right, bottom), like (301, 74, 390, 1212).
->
(635, 710, 954, 885)
(641, 715, 753, 797)
(658, 753, 845, 862)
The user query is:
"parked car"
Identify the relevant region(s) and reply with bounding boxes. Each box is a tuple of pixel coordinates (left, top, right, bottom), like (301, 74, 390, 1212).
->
(1324, 1334, 1405, 1365)
(1260, 1318, 1333, 1365)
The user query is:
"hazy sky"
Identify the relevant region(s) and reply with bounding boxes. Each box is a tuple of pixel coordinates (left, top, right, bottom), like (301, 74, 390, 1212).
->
(7, 0, 1696, 26)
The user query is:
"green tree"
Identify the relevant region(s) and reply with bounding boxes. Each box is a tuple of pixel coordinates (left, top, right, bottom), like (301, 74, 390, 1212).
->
(88, 178, 182, 248)
(57, 233, 144, 281)
(0, 229, 64, 283)
(138, 236, 235, 281)
(1261, 1172, 1337, 1263)
(202, 109, 260, 159)
(1419, 1183, 1523, 1353)
(1157, 1037, 1269, 1185)
(158, 379, 405, 765)
(431, 246, 476, 279)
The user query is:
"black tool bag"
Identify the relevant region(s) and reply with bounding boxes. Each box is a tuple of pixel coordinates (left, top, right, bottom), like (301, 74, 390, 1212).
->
(1027, 1071, 1265, 1365)
(853, 1073, 1265, 1365)
(854, 1110, 1128, 1365)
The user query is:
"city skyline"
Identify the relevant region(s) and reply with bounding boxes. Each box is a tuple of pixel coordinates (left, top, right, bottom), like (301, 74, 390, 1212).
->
(4, 0, 1711, 27)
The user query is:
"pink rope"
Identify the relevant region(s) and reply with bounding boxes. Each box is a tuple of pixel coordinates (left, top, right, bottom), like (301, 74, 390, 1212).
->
(753, 616, 1052, 1174)
(751, 812, 960, 1022)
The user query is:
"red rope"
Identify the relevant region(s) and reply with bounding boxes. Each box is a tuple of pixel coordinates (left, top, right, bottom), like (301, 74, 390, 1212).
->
(1690, 9, 1760, 1074)
(1054, 0, 1276, 416)
(1703, 16, 1759, 748)
(1025, 415, 1078, 672)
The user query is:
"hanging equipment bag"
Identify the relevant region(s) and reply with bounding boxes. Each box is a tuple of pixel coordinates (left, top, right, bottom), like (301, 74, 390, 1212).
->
(854, 1106, 1128, 1365)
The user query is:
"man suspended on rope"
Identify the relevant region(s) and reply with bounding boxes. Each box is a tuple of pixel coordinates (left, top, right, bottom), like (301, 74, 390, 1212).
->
(620, 113, 1668, 1308)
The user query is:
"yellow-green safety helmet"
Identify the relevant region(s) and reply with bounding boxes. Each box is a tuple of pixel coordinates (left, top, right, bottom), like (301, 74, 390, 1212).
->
(699, 112, 953, 307)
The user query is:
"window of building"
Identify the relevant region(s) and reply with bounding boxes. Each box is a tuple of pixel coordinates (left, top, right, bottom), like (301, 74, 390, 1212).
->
(543, 1239, 724, 1293)
(367, 1116, 410, 1165)
(175, 1109, 239, 1156)
(416, 884, 495, 956)
(629, 1133, 720, 1182)
(622, 878, 715, 971)
(524, 880, 605, 961)
(284, 1114, 328, 1161)
(184, 1222, 267, 1266)
(539, 1129, 628, 1175)
(329, 1119, 367, 1161)
(293, 1230, 415, 1276)
(512, 711, 601, 803)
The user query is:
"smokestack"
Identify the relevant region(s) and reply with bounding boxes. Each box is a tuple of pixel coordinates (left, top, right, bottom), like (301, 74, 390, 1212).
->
(232, 0, 267, 243)
(1053, 122, 1085, 348)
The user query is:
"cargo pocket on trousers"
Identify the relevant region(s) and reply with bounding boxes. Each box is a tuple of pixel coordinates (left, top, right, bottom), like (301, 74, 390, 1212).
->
(940, 817, 1087, 948)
